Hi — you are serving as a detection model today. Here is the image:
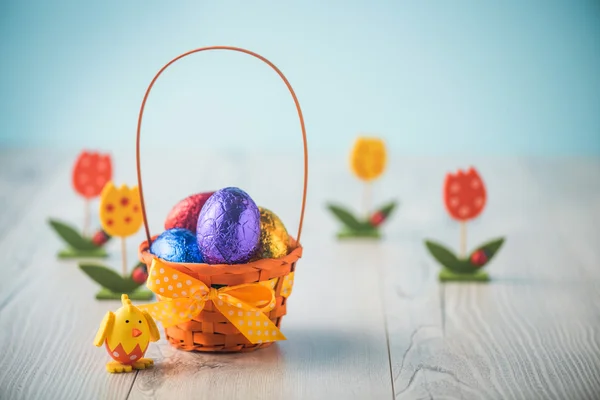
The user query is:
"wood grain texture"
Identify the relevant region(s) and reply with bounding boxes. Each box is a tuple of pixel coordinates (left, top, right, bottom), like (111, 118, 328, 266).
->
(379, 157, 462, 399)
(0, 152, 394, 400)
(0, 150, 67, 241)
(445, 158, 600, 399)
(381, 157, 600, 399)
(128, 153, 394, 400)
(1, 152, 600, 400)
(0, 152, 72, 305)
(130, 237, 394, 400)
(462, 158, 600, 400)
(0, 157, 136, 400)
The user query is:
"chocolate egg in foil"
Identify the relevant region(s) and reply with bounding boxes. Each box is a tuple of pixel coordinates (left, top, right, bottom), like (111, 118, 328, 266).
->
(196, 187, 260, 264)
(256, 207, 290, 259)
(150, 228, 204, 263)
(164, 192, 215, 234)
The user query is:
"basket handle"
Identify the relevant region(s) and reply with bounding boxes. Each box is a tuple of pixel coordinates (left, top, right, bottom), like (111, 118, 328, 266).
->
(136, 46, 308, 246)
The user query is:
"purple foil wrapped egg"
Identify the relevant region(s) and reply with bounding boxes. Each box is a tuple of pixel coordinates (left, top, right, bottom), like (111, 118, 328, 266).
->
(196, 187, 260, 264)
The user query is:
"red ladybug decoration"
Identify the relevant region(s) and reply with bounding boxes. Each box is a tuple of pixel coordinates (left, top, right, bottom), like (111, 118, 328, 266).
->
(369, 211, 385, 227)
(470, 249, 488, 266)
(131, 264, 148, 284)
(91, 229, 111, 246)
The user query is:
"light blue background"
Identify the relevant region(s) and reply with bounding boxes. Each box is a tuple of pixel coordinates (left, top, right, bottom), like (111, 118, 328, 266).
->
(1, 0, 599, 155)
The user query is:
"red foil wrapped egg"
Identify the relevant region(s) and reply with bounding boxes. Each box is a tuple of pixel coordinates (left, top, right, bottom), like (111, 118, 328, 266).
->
(164, 192, 214, 234)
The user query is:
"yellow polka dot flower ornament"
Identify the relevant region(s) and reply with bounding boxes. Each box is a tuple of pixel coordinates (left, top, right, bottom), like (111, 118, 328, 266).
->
(78, 182, 154, 300)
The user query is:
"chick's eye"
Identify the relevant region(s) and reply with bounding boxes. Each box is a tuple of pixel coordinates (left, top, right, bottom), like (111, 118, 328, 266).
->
(138, 320, 142, 324)
(125, 320, 129, 323)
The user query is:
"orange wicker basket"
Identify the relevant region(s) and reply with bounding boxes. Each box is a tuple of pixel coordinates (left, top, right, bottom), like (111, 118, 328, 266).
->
(135, 46, 308, 353)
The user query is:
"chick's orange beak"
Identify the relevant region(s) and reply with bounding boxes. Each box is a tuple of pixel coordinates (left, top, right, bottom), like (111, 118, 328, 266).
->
(132, 328, 142, 338)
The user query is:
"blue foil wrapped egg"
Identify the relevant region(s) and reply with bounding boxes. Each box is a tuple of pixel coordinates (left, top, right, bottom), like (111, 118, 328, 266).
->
(150, 228, 203, 263)
(196, 187, 260, 264)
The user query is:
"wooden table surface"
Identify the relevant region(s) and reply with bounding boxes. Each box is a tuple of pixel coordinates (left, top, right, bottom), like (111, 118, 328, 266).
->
(1, 150, 599, 400)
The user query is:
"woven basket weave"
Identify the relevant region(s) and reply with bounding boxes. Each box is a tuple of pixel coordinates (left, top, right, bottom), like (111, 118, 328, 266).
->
(134, 46, 308, 353)
(138, 238, 302, 352)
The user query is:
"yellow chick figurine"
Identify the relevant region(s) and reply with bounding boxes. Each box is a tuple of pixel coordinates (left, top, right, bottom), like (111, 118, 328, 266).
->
(94, 294, 160, 373)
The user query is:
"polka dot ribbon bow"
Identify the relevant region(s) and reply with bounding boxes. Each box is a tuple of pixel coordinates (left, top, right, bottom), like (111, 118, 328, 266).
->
(137, 258, 287, 344)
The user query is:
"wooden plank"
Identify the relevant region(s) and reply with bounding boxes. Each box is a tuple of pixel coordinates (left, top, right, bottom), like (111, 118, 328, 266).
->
(525, 158, 600, 281)
(130, 236, 394, 400)
(0, 150, 66, 240)
(0, 151, 394, 400)
(5, 151, 598, 399)
(379, 157, 464, 399)
(0, 257, 138, 400)
(128, 152, 394, 400)
(444, 281, 600, 399)
(441, 158, 600, 399)
(0, 154, 136, 400)
(0, 151, 111, 302)
(382, 157, 600, 399)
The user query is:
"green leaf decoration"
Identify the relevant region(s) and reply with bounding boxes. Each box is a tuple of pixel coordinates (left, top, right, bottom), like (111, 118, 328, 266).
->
(58, 247, 108, 259)
(337, 227, 381, 239)
(439, 268, 489, 282)
(79, 263, 142, 293)
(469, 237, 505, 267)
(96, 287, 153, 300)
(376, 200, 398, 218)
(424, 240, 477, 273)
(425, 240, 459, 267)
(327, 204, 370, 230)
(48, 219, 99, 251)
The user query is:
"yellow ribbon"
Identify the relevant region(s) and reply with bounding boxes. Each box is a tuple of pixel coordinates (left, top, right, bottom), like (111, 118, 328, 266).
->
(138, 258, 288, 344)
(259, 271, 295, 298)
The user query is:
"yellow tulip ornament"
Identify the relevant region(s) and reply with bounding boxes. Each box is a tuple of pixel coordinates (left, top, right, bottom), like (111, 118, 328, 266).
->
(78, 182, 153, 300)
(327, 136, 397, 239)
(99, 183, 144, 248)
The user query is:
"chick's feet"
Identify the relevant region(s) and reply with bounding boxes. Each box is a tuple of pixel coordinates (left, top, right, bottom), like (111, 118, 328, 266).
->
(132, 358, 154, 370)
(106, 361, 133, 373)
